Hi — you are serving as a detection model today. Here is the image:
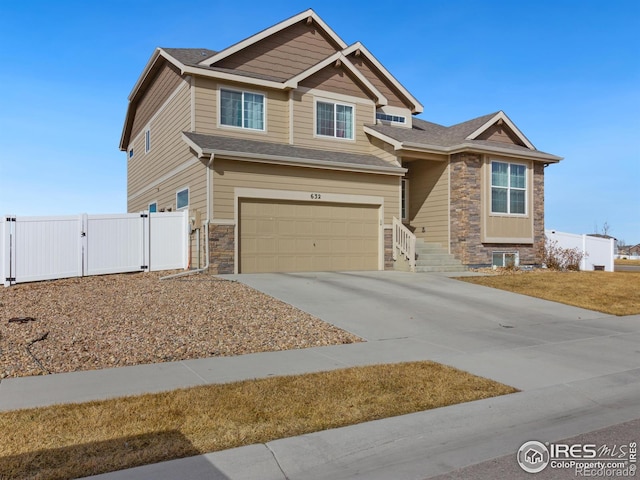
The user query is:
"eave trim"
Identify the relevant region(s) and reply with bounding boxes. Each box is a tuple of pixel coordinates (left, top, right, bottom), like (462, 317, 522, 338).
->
(198, 9, 348, 67)
(465, 110, 536, 150)
(285, 53, 388, 106)
(343, 42, 424, 114)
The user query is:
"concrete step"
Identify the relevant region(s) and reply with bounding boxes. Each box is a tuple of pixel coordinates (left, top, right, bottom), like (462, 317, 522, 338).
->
(415, 254, 464, 266)
(412, 239, 466, 272)
(414, 264, 468, 273)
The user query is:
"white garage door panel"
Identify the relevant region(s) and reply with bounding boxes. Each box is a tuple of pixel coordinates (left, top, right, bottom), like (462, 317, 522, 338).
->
(240, 199, 379, 273)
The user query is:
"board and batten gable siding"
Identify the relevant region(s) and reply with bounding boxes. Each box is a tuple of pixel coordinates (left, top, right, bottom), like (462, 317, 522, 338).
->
(214, 21, 341, 81)
(212, 159, 400, 225)
(476, 124, 527, 147)
(130, 61, 184, 142)
(299, 66, 370, 100)
(348, 55, 412, 110)
(192, 77, 289, 143)
(407, 159, 450, 247)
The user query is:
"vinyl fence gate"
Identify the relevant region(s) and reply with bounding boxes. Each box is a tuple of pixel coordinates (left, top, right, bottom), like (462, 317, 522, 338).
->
(2, 211, 189, 286)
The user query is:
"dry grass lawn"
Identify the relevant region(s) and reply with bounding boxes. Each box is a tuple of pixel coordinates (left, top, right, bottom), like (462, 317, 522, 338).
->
(460, 271, 640, 316)
(0, 361, 517, 480)
(616, 259, 640, 266)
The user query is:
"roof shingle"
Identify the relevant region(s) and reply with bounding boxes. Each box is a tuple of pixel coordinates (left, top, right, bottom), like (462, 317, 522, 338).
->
(182, 131, 404, 173)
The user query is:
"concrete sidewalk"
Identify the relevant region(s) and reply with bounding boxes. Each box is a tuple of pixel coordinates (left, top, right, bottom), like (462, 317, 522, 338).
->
(1, 271, 638, 479)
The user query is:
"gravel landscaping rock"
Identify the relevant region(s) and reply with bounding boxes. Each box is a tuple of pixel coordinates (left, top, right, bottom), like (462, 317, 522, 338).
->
(0, 272, 361, 378)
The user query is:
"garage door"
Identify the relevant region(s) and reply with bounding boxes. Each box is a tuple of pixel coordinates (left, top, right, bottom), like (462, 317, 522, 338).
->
(239, 199, 379, 273)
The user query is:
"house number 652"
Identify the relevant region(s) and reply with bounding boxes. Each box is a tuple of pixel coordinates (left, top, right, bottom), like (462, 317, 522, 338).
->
(310, 193, 321, 200)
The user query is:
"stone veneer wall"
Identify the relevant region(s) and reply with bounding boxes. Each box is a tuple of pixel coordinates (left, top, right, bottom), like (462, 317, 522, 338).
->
(384, 228, 393, 270)
(208, 224, 235, 274)
(449, 154, 545, 266)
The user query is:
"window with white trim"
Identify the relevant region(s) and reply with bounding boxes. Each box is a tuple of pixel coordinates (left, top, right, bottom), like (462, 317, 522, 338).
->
(144, 128, 151, 153)
(176, 188, 189, 210)
(401, 179, 409, 221)
(376, 112, 406, 124)
(128, 148, 134, 159)
(316, 100, 354, 139)
(491, 161, 526, 214)
(492, 251, 519, 268)
(148, 202, 157, 213)
(220, 88, 264, 130)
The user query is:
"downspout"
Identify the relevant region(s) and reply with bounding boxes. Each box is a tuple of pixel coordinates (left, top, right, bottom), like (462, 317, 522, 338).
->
(160, 153, 214, 281)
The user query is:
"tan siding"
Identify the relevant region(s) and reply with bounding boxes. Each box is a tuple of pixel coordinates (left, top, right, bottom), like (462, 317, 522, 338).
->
(348, 55, 412, 109)
(292, 90, 375, 154)
(213, 159, 399, 224)
(127, 84, 192, 198)
(130, 62, 183, 142)
(193, 77, 289, 143)
(482, 158, 534, 241)
(407, 160, 449, 246)
(368, 136, 399, 164)
(128, 161, 206, 216)
(476, 123, 526, 147)
(299, 66, 369, 99)
(215, 22, 339, 80)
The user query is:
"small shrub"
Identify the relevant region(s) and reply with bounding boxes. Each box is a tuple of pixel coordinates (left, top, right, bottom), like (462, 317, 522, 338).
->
(538, 237, 586, 271)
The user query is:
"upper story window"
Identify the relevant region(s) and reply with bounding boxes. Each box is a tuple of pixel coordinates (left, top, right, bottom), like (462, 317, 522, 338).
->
(144, 128, 151, 153)
(148, 202, 157, 213)
(220, 88, 264, 130)
(376, 112, 406, 124)
(491, 161, 526, 215)
(316, 101, 354, 139)
(128, 148, 134, 159)
(176, 188, 189, 210)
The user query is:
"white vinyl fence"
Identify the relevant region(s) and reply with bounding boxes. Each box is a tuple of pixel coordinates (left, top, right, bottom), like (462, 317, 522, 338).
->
(545, 230, 615, 272)
(2, 211, 189, 286)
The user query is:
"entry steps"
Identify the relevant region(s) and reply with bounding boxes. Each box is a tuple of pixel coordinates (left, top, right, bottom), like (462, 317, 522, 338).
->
(414, 239, 467, 273)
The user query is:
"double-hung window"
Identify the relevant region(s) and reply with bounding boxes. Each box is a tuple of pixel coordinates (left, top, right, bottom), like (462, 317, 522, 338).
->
(316, 101, 354, 139)
(491, 161, 526, 214)
(220, 88, 264, 130)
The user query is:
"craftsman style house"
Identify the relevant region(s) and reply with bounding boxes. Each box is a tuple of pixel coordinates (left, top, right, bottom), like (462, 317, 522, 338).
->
(120, 9, 561, 274)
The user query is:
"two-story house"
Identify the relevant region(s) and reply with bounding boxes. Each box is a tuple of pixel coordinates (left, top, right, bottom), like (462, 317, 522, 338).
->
(120, 9, 562, 274)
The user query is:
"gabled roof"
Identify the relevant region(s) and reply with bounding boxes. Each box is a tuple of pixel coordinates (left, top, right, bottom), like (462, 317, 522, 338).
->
(121, 10, 423, 150)
(162, 48, 217, 66)
(343, 42, 424, 114)
(182, 131, 405, 175)
(284, 52, 388, 106)
(464, 111, 535, 150)
(364, 111, 562, 162)
(198, 9, 347, 67)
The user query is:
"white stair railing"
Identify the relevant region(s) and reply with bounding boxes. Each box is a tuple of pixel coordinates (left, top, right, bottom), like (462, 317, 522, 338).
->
(392, 217, 416, 272)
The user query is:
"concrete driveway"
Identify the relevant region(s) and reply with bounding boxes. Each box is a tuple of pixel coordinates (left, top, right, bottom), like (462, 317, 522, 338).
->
(230, 271, 638, 391)
(15, 270, 639, 480)
(217, 271, 640, 479)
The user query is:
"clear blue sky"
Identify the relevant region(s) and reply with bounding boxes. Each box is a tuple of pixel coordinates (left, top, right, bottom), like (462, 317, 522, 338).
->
(1, 0, 638, 243)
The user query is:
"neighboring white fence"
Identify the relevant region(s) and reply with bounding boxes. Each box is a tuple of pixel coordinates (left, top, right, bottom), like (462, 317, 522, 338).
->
(545, 230, 615, 272)
(2, 211, 189, 286)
